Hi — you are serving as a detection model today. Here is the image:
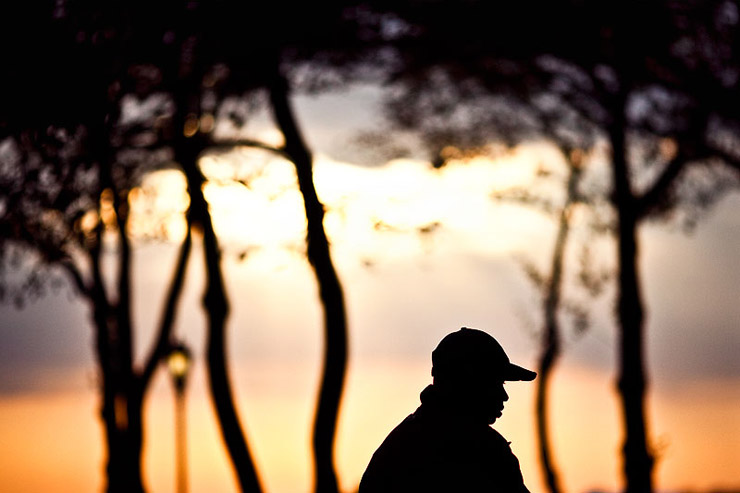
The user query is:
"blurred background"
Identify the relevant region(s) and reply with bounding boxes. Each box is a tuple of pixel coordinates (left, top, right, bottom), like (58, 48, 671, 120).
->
(1, 1, 739, 493)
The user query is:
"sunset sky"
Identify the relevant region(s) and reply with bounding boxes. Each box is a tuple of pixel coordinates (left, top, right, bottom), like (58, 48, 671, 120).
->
(1, 85, 739, 493)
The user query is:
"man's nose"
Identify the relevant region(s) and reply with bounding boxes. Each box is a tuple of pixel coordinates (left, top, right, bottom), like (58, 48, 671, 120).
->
(502, 387, 509, 402)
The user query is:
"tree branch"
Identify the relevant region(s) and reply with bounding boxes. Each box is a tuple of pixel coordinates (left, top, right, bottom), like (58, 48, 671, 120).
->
(207, 138, 289, 160)
(635, 153, 687, 219)
(710, 146, 740, 176)
(90, 222, 109, 311)
(59, 256, 91, 298)
(140, 222, 193, 391)
(111, 182, 133, 337)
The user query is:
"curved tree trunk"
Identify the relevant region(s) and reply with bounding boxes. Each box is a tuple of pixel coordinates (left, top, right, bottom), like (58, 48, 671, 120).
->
(91, 147, 147, 493)
(95, 240, 146, 493)
(269, 72, 348, 493)
(165, 6, 263, 479)
(88, 170, 193, 493)
(536, 338, 560, 493)
(86, 232, 125, 492)
(178, 136, 263, 493)
(536, 162, 580, 493)
(609, 108, 654, 493)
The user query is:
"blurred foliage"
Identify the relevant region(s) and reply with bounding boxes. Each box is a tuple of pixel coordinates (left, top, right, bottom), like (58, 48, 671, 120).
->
(1, 1, 740, 492)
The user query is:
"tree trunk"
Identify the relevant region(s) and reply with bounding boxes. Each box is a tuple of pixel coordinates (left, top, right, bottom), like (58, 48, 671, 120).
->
(96, 304, 146, 493)
(91, 163, 147, 492)
(269, 73, 348, 493)
(98, 202, 193, 493)
(178, 137, 263, 493)
(88, 232, 146, 493)
(536, 341, 560, 493)
(101, 362, 146, 493)
(536, 162, 580, 493)
(87, 244, 123, 492)
(610, 113, 654, 493)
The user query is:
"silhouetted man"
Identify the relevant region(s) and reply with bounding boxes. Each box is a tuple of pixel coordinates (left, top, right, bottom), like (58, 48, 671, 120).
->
(359, 327, 536, 492)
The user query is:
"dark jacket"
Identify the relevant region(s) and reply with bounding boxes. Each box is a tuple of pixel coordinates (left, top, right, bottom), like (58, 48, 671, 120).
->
(359, 385, 530, 493)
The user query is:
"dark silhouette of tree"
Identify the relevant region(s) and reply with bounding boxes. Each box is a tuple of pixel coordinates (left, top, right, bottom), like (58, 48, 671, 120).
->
(154, 4, 267, 489)
(0, 2, 264, 491)
(3, 1, 356, 491)
(268, 71, 349, 493)
(160, 3, 353, 489)
(106, 1, 354, 489)
(563, 5, 740, 491)
(331, 2, 740, 493)
(210, 5, 355, 490)
(505, 153, 595, 493)
(0, 25, 193, 493)
(0, 4, 202, 492)
(178, 137, 264, 493)
(532, 161, 577, 493)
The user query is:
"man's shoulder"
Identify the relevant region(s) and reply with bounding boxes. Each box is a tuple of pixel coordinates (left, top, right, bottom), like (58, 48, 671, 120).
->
(365, 413, 412, 453)
(371, 412, 427, 456)
(359, 413, 428, 492)
(360, 415, 530, 493)
(485, 426, 515, 448)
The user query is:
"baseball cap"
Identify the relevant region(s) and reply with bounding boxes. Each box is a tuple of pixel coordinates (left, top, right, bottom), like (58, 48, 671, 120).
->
(431, 327, 536, 382)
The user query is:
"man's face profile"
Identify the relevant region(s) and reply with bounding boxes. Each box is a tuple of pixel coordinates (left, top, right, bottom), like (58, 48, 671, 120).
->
(465, 375, 509, 425)
(484, 380, 509, 424)
(450, 371, 510, 425)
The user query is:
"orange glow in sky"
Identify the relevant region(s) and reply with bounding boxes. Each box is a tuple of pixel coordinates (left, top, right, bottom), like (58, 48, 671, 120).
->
(2, 143, 739, 493)
(1, 362, 739, 493)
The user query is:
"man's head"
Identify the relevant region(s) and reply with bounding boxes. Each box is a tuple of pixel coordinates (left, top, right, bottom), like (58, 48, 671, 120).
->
(431, 327, 536, 423)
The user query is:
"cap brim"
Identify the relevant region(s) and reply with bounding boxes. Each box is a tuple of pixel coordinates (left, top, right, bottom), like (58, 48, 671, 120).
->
(505, 363, 537, 381)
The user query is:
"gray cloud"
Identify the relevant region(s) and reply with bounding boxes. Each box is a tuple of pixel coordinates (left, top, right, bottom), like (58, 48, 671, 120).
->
(0, 290, 93, 394)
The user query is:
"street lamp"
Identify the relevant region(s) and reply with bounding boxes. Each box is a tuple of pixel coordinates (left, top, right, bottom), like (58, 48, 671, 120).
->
(167, 341, 192, 493)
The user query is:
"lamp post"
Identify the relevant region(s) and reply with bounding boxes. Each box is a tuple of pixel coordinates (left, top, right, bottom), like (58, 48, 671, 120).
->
(167, 342, 192, 493)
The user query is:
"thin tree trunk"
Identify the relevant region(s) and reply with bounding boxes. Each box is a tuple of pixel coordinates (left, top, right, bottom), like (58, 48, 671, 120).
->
(141, 224, 194, 391)
(87, 224, 120, 492)
(92, 146, 147, 492)
(536, 162, 580, 493)
(269, 72, 348, 493)
(99, 299, 146, 493)
(103, 207, 195, 493)
(609, 111, 654, 493)
(115, 177, 145, 493)
(536, 341, 560, 493)
(81, 142, 195, 492)
(167, 11, 263, 480)
(178, 137, 263, 493)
